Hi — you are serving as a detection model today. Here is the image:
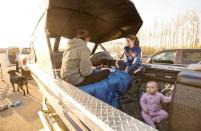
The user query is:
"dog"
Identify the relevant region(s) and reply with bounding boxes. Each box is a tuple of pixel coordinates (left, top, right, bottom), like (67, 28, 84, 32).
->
(7, 70, 29, 96)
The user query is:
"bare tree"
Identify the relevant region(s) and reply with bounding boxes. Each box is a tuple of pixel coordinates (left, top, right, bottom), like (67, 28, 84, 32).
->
(137, 10, 201, 55)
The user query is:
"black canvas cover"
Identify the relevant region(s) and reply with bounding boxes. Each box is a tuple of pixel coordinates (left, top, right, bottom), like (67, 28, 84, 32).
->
(46, 0, 142, 43)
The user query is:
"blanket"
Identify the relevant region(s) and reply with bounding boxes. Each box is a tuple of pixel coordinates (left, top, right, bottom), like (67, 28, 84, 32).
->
(80, 70, 131, 108)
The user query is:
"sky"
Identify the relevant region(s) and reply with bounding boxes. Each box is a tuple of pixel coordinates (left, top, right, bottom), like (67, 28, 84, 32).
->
(0, 0, 201, 47)
(134, 0, 201, 27)
(0, 0, 39, 47)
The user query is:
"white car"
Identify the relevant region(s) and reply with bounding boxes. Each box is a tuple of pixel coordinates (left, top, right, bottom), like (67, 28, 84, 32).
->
(18, 48, 31, 76)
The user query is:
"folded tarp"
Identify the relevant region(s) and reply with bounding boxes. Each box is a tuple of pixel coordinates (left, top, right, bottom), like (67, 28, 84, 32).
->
(80, 70, 131, 108)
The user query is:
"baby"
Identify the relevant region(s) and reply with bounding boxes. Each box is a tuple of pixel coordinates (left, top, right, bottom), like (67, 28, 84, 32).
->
(140, 81, 171, 128)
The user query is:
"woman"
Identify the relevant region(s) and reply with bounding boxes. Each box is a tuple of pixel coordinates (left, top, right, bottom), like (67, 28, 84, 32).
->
(116, 35, 142, 73)
(124, 35, 142, 73)
(60, 29, 110, 86)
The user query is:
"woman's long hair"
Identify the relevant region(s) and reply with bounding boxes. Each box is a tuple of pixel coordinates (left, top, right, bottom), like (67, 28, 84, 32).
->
(126, 35, 139, 47)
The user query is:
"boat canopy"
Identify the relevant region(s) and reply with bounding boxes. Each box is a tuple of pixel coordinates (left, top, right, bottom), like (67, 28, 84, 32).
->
(46, 0, 142, 43)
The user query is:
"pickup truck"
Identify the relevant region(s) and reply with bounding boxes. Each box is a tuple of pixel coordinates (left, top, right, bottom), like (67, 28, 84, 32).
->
(143, 49, 201, 65)
(28, 0, 201, 131)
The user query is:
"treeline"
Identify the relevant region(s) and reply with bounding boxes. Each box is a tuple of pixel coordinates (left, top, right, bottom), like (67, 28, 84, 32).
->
(137, 11, 201, 55)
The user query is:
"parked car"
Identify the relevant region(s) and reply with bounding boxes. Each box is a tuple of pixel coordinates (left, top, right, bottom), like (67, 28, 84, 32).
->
(28, 0, 201, 131)
(141, 55, 149, 61)
(143, 49, 201, 65)
(18, 48, 31, 76)
(4, 47, 19, 67)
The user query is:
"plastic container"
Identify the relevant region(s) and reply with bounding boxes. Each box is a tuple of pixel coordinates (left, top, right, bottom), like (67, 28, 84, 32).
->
(11, 100, 23, 107)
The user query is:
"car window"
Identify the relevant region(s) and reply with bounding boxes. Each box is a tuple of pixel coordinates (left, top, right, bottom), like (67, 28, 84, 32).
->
(182, 51, 201, 64)
(21, 48, 30, 54)
(151, 51, 176, 64)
